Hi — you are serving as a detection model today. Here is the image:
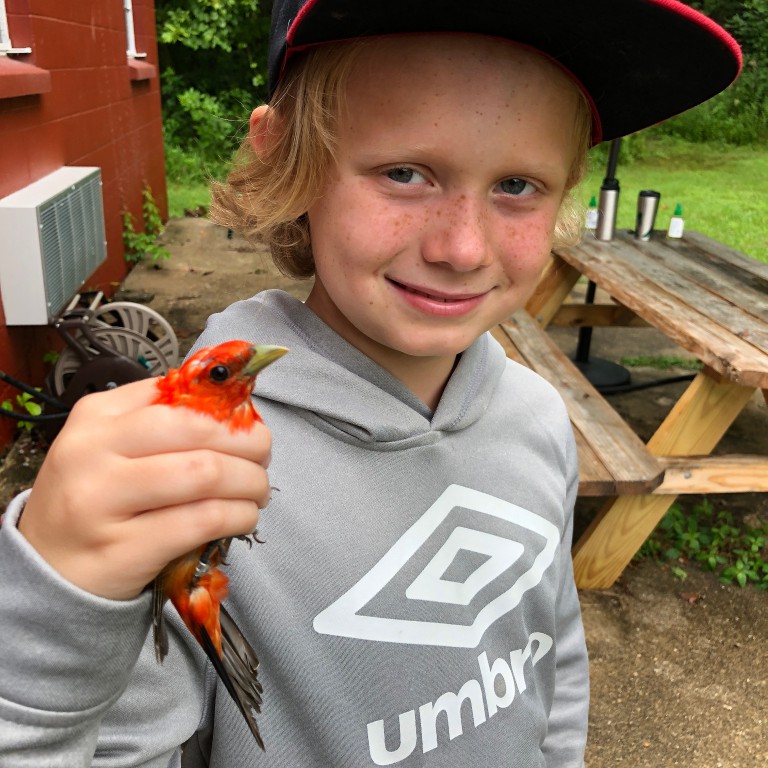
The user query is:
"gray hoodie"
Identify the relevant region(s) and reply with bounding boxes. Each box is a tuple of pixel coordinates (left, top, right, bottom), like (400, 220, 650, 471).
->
(0, 290, 588, 767)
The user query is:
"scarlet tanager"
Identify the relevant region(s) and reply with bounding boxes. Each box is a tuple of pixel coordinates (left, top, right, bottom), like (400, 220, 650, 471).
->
(151, 340, 287, 750)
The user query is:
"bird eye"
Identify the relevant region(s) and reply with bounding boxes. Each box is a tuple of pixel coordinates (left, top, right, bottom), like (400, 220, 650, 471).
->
(209, 365, 230, 383)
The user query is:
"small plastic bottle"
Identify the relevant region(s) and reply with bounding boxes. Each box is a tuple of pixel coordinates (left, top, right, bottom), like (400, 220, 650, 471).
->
(667, 203, 685, 239)
(585, 195, 599, 230)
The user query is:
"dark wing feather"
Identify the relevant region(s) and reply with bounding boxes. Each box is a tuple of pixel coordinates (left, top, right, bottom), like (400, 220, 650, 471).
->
(152, 580, 169, 663)
(199, 604, 265, 751)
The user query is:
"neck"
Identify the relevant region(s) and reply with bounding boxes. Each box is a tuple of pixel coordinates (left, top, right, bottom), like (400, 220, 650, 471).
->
(373, 348, 458, 412)
(305, 286, 458, 411)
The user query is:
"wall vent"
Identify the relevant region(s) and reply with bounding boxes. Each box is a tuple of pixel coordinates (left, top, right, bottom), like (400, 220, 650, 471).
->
(0, 167, 107, 325)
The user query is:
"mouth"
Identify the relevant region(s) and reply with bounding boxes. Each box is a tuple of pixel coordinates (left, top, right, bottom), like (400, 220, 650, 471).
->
(387, 278, 483, 303)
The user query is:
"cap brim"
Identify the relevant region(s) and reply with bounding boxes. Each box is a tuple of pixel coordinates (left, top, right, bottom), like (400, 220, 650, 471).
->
(269, 0, 742, 144)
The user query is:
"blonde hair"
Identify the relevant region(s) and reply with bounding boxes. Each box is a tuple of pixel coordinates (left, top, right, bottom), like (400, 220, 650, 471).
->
(554, 88, 592, 248)
(211, 40, 592, 278)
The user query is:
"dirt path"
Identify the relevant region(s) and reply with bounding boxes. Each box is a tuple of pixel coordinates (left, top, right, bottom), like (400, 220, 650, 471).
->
(1, 217, 766, 766)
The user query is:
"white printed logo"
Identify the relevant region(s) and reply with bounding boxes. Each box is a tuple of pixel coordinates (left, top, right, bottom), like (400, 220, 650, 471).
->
(313, 484, 559, 648)
(366, 632, 554, 765)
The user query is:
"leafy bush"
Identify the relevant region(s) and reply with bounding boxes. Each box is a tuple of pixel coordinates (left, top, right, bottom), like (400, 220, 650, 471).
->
(639, 499, 768, 589)
(123, 187, 170, 263)
(157, 0, 270, 184)
(1, 391, 43, 432)
(655, 0, 768, 144)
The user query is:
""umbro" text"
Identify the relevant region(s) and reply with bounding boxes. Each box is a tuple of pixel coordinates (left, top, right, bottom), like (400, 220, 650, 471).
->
(366, 631, 553, 765)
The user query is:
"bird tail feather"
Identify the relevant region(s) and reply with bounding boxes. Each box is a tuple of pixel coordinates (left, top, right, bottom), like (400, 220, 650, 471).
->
(199, 604, 265, 751)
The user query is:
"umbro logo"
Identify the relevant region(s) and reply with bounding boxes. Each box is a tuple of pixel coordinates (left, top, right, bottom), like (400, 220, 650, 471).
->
(313, 484, 559, 648)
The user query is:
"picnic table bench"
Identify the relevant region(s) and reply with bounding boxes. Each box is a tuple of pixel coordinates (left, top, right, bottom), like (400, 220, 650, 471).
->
(495, 230, 768, 589)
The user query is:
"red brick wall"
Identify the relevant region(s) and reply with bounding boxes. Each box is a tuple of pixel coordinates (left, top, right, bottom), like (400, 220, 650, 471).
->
(0, 0, 166, 446)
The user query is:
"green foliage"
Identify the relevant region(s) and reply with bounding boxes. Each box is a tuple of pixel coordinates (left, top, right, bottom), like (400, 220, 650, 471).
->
(654, 0, 768, 144)
(161, 67, 251, 181)
(157, 0, 270, 183)
(620, 355, 704, 371)
(123, 187, 170, 263)
(1, 391, 43, 432)
(638, 500, 768, 589)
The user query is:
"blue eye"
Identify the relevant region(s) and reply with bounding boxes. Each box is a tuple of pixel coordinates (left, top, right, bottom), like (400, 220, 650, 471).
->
(386, 167, 425, 184)
(499, 178, 535, 196)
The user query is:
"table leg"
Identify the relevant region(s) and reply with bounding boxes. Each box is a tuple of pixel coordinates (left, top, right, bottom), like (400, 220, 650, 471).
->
(526, 254, 581, 327)
(572, 372, 756, 588)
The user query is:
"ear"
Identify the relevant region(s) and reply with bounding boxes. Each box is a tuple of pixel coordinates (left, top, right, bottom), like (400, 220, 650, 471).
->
(249, 105, 272, 154)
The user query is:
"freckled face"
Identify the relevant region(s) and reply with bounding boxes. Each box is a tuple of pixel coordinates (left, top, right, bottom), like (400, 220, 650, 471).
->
(305, 35, 581, 368)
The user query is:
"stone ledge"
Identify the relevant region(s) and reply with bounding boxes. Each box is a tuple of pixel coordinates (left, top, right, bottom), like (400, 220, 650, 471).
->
(128, 58, 156, 82)
(0, 56, 51, 99)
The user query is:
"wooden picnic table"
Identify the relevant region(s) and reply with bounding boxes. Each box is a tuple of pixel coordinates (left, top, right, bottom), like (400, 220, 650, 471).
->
(498, 229, 768, 589)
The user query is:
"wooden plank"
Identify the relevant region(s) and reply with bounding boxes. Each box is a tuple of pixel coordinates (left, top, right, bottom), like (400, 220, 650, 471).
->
(646, 374, 755, 455)
(614, 232, 768, 346)
(525, 254, 581, 327)
(573, 493, 678, 589)
(628, 231, 768, 315)
(570, 236, 768, 347)
(548, 303, 649, 328)
(684, 230, 768, 284)
(491, 322, 661, 496)
(573, 373, 756, 588)
(497, 312, 663, 494)
(490, 324, 526, 365)
(555, 238, 768, 388)
(655, 455, 768, 494)
(571, 427, 622, 497)
(491, 325, 613, 496)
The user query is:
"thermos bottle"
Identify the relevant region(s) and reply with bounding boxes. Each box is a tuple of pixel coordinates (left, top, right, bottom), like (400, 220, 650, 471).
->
(635, 190, 661, 241)
(595, 178, 619, 241)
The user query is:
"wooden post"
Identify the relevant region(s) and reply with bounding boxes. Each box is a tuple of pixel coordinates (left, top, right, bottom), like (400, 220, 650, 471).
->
(525, 254, 581, 327)
(573, 372, 756, 588)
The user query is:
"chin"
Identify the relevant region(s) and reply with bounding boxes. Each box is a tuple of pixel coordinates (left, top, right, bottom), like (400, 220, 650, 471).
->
(389, 333, 479, 359)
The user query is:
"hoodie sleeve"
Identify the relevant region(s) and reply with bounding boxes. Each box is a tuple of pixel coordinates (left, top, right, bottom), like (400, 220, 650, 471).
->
(0, 491, 209, 767)
(541, 428, 589, 767)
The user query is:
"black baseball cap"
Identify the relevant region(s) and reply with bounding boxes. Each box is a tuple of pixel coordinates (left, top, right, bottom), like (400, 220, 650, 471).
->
(267, 0, 742, 145)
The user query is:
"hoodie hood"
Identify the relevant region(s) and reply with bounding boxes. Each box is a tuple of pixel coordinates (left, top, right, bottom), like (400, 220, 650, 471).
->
(189, 290, 508, 448)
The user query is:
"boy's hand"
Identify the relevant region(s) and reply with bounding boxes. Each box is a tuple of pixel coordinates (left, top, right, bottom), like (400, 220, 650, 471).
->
(18, 377, 272, 601)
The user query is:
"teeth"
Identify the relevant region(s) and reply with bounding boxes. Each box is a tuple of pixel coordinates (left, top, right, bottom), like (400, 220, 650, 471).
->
(408, 285, 449, 301)
(395, 280, 459, 302)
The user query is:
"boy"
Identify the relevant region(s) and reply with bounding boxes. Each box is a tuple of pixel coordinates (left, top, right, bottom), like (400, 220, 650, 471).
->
(0, 1, 740, 766)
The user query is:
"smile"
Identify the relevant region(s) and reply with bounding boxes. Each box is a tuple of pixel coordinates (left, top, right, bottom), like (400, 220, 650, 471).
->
(388, 279, 482, 303)
(387, 278, 488, 317)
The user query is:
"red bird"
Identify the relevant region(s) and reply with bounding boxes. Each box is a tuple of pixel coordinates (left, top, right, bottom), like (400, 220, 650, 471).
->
(151, 340, 287, 750)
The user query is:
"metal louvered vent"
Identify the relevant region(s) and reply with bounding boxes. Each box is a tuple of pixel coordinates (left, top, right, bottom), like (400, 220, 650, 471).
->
(0, 167, 107, 325)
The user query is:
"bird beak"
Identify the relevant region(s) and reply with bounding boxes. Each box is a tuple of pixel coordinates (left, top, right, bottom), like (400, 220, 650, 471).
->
(244, 345, 288, 375)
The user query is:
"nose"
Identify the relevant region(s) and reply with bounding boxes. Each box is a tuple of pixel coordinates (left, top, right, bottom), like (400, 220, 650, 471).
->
(421, 194, 493, 272)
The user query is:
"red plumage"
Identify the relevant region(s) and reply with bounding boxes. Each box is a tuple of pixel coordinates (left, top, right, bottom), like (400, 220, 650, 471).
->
(151, 340, 287, 751)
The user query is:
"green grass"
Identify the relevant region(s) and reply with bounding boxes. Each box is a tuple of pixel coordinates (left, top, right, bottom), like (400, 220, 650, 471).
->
(581, 138, 768, 263)
(166, 180, 211, 219)
(620, 355, 704, 371)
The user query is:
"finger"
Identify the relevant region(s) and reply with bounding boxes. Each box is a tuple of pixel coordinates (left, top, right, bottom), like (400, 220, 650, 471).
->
(133, 497, 263, 568)
(81, 450, 273, 519)
(42, 498, 263, 601)
(120, 407, 273, 463)
(66, 377, 162, 419)
(60, 397, 273, 465)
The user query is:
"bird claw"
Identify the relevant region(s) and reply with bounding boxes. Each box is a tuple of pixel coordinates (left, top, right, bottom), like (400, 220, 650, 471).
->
(234, 530, 265, 548)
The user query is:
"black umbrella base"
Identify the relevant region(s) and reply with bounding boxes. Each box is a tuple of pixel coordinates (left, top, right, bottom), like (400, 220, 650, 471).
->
(572, 357, 631, 392)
